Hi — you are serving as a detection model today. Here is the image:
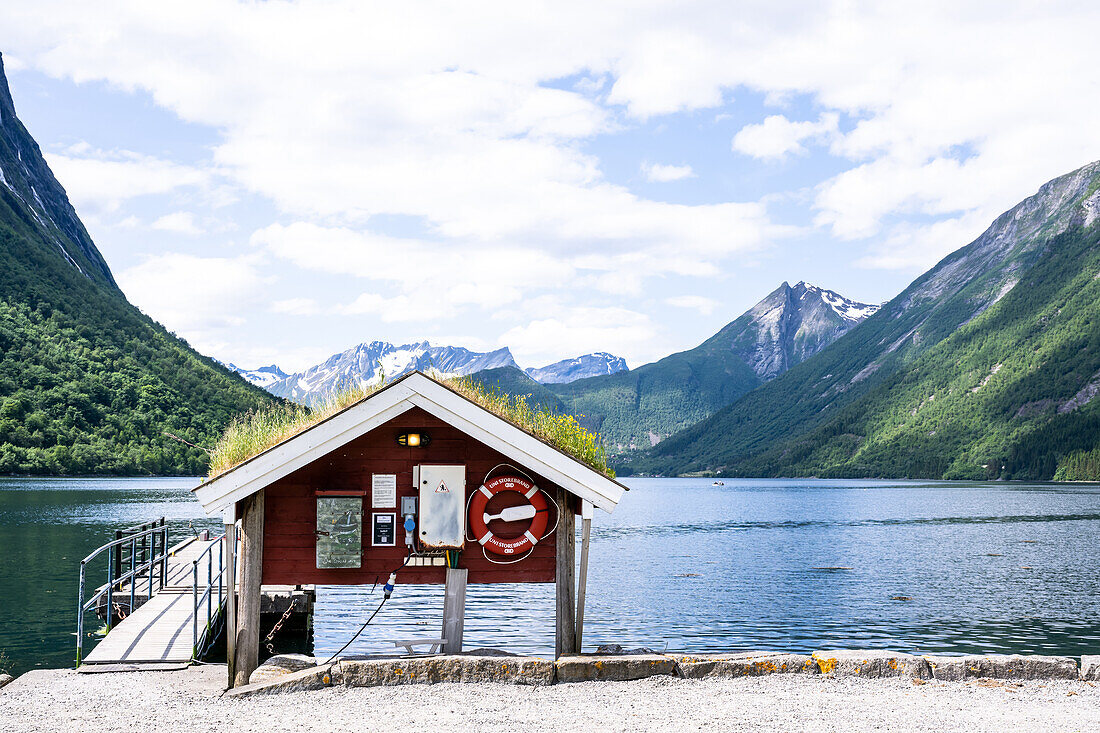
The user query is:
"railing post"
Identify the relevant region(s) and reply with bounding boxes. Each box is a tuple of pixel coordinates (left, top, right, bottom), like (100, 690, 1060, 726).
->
(76, 561, 86, 665)
(192, 561, 199, 659)
(129, 535, 136, 616)
(105, 547, 114, 631)
(113, 529, 122, 581)
(160, 526, 168, 589)
(207, 545, 213, 633)
(148, 526, 155, 599)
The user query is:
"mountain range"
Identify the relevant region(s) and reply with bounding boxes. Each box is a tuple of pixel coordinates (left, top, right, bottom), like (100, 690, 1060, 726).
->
(229, 283, 877, 451)
(633, 160, 1100, 480)
(0, 53, 276, 475)
(227, 342, 632, 400)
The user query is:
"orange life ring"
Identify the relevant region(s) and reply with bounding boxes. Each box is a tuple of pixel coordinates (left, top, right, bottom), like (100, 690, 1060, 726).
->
(469, 475, 550, 555)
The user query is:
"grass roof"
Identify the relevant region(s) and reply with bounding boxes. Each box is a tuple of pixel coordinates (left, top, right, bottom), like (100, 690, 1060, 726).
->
(206, 372, 613, 479)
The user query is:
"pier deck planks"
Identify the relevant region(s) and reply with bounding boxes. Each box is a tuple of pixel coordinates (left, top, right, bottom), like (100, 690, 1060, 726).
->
(83, 538, 225, 666)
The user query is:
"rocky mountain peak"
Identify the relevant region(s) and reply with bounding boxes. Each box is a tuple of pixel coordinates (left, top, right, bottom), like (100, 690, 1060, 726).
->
(525, 352, 629, 384)
(0, 53, 117, 288)
(722, 281, 878, 381)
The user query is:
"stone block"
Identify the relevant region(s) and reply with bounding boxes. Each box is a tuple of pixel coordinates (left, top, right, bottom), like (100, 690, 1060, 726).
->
(226, 664, 333, 698)
(675, 652, 818, 679)
(555, 654, 676, 683)
(1081, 656, 1100, 681)
(337, 655, 554, 687)
(923, 654, 1077, 681)
(813, 650, 931, 679)
(248, 654, 319, 685)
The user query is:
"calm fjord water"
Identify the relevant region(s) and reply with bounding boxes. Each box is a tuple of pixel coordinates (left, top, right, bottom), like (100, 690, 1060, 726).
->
(1, 477, 1099, 675)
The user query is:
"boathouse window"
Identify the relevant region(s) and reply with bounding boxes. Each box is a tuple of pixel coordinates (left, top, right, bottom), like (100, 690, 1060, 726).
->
(316, 496, 363, 568)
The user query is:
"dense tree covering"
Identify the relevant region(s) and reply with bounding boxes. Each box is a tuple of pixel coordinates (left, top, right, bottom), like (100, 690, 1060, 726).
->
(0, 191, 276, 476)
(637, 224, 1100, 480)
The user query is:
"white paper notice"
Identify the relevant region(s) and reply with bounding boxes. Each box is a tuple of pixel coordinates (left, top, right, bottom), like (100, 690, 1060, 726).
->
(371, 474, 397, 508)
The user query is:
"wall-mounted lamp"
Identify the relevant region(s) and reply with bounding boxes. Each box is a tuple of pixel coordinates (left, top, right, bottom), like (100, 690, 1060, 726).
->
(396, 432, 430, 447)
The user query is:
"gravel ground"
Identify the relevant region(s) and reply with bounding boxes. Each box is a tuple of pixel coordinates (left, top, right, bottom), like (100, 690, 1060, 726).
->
(2, 665, 1099, 732)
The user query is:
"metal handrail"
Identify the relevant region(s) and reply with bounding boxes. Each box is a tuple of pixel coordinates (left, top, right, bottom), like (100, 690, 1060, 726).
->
(191, 533, 228, 659)
(76, 521, 169, 664)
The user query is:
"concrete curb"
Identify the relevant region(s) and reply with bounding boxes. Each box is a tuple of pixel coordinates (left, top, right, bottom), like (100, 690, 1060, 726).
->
(337, 655, 555, 686)
(674, 653, 818, 679)
(555, 654, 676, 682)
(226, 650, 1094, 694)
(225, 664, 333, 698)
(812, 650, 932, 679)
(924, 654, 1078, 681)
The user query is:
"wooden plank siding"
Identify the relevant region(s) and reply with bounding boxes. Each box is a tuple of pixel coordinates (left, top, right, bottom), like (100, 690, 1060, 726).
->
(260, 406, 568, 585)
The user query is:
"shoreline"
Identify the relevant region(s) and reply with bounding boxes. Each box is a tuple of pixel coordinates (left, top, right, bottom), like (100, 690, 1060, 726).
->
(3, 664, 1100, 733)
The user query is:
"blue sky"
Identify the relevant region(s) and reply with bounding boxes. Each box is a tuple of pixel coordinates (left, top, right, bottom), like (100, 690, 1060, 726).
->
(2, 2, 1099, 372)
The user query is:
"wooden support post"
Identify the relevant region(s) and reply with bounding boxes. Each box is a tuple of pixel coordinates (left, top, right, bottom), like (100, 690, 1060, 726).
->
(576, 500, 592, 652)
(232, 490, 264, 688)
(224, 519, 237, 687)
(442, 567, 468, 654)
(555, 486, 577, 658)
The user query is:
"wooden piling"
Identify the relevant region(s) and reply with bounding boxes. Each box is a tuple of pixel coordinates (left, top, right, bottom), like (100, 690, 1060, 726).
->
(442, 567, 467, 654)
(232, 490, 264, 688)
(555, 487, 577, 657)
(224, 520, 237, 686)
(576, 500, 592, 651)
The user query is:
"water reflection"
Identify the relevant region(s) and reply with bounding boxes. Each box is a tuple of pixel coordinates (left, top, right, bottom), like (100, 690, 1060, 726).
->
(2, 476, 1100, 676)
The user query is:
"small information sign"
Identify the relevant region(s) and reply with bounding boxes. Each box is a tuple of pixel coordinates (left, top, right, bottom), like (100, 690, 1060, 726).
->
(371, 474, 397, 508)
(372, 512, 396, 546)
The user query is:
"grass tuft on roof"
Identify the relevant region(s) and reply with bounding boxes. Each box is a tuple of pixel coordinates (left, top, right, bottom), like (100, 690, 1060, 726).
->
(207, 373, 612, 479)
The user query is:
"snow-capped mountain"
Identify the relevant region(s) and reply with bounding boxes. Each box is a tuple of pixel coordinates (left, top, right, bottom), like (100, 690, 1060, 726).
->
(266, 341, 519, 404)
(805, 282, 881, 323)
(223, 363, 289, 389)
(726, 281, 881, 381)
(525, 353, 629, 384)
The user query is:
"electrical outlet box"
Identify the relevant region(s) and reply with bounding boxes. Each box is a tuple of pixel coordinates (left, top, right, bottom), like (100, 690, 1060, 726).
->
(400, 495, 418, 517)
(417, 464, 465, 549)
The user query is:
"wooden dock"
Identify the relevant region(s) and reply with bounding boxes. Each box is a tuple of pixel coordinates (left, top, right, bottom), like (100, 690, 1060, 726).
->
(82, 537, 226, 668)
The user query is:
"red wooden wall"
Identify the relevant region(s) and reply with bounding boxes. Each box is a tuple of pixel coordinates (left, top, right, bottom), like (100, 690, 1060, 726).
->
(256, 406, 571, 585)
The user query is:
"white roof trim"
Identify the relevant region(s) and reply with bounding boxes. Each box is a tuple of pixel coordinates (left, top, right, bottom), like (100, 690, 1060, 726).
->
(193, 372, 625, 516)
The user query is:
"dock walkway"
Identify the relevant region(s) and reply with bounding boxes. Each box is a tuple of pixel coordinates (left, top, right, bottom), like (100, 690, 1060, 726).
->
(82, 537, 225, 667)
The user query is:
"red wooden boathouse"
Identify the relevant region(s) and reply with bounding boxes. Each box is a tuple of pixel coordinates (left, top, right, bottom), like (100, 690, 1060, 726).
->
(193, 371, 626, 687)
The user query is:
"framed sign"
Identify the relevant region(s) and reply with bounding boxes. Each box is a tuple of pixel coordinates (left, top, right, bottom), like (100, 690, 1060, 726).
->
(316, 496, 362, 568)
(371, 474, 397, 508)
(372, 512, 396, 546)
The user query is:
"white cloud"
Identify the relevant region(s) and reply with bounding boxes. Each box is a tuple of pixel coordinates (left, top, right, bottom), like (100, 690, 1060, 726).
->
(270, 297, 320, 316)
(116, 252, 269, 352)
(500, 307, 666, 368)
(151, 211, 202, 235)
(732, 113, 839, 161)
(336, 293, 451, 323)
(251, 221, 774, 324)
(5, 0, 1100, 365)
(665, 295, 720, 316)
(44, 147, 213, 213)
(642, 162, 695, 182)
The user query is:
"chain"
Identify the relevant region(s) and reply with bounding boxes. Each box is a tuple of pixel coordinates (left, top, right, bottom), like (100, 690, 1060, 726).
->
(263, 599, 297, 655)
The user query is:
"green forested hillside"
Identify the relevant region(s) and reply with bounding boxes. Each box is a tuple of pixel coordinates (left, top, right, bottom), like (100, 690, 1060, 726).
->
(468, 366, 570, 415)
(637, 161, 1100, 479)
(0, 54, 276, 475)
